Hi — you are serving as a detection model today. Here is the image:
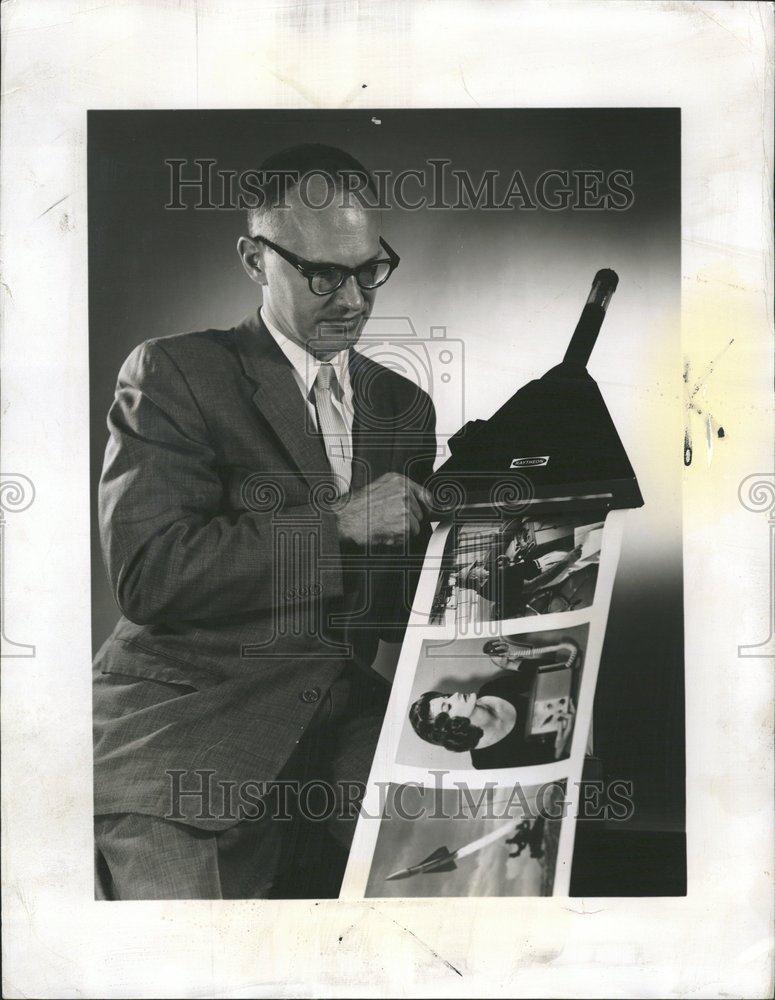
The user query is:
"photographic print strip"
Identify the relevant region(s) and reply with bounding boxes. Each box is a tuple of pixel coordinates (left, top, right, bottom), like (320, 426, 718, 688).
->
(430, 513, 604, 627)
(364, 780, 567, 898)
(341, 509, 626, 899)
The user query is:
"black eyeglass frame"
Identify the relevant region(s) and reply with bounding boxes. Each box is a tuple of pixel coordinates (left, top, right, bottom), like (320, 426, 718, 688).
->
(247, 235, 400, 296)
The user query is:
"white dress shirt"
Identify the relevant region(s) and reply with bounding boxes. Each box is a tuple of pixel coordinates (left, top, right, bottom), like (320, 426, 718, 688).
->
(261, 309, 354, 434)
(260, 308, 355, 488)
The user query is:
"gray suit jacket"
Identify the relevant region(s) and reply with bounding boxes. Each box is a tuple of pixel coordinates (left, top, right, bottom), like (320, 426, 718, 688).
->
(93, 311, 436, 826)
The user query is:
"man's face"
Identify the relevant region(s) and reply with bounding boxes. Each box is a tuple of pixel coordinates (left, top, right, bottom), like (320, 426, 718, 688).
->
(251, 179, 382, 357)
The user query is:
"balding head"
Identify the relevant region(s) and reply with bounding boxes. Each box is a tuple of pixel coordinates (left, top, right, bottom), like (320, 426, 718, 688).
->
(238, 144, 388, 359)
(263, 175, 380, 263)
(246, 142, 378, 243)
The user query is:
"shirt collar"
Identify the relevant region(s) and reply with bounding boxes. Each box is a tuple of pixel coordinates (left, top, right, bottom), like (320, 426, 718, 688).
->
(260, 308, 350, 400)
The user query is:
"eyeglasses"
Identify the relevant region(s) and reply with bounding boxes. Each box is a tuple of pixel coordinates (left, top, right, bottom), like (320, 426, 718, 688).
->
(248, 235, 400, 296)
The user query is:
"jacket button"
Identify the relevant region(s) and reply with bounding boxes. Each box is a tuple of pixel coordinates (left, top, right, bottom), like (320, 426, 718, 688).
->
(300, 687, 321, 704)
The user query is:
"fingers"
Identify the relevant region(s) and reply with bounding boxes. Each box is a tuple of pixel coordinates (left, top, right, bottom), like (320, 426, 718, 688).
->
(376, 472, 432, 517)
(381, 507, 420, 545)
(406, 486, 423, 524)
(365, 473, 431, 547)
(390, 475, 427, 532)
(405, 475, 433, 513)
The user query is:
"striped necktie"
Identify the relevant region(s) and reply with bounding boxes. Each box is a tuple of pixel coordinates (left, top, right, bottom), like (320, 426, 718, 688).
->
(313, 362, 352, 496)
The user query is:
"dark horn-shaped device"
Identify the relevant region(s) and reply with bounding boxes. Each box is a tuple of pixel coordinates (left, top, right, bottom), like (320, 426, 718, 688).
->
(426, 269, 644, 517)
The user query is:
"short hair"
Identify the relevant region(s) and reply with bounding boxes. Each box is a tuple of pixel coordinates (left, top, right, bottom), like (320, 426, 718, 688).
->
(409, 691, 483, 753)
(246, 142, 377, 239)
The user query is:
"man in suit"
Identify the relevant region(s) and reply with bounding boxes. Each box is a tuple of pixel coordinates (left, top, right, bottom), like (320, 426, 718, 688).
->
(93, 144, 437, 899)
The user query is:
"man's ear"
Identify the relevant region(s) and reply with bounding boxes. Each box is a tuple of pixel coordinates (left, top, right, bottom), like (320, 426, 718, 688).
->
(237, 236, 267, 286)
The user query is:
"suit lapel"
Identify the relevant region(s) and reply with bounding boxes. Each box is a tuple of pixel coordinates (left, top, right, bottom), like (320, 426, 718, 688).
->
(348, 348, 395, 493)
(234, 311, 394, 493)
(234, 312, 331, 487)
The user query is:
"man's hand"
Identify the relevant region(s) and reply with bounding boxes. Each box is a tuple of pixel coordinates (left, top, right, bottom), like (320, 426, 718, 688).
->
(334, 472, 432, 547)
(460, 560, 489, 588)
